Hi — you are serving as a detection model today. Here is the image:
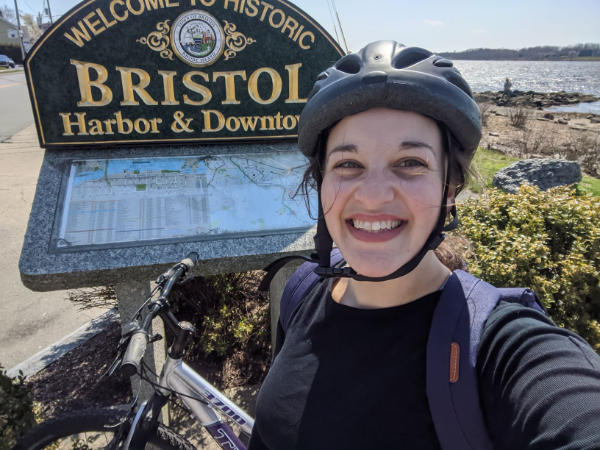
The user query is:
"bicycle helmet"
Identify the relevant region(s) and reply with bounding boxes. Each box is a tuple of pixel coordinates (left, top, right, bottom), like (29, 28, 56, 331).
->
(299, 40, 482, 282)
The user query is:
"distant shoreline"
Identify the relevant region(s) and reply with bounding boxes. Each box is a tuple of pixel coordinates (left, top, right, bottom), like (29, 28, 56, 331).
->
(438, 44, 600, 61)
(443, 57, 600, 62)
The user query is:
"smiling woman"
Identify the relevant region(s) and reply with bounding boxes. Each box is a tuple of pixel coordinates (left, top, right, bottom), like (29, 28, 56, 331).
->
(250, 41, 600, 450)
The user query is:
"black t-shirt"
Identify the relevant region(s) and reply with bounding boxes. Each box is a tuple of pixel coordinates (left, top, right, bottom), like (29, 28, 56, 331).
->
(249, 277, 600, 449)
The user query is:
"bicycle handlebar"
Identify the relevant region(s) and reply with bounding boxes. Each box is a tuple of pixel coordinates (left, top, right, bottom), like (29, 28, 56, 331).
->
(120, 253, 199, 376)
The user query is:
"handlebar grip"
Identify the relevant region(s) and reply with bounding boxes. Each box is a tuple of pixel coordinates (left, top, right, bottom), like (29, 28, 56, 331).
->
(181, 252, 199, 270)
(121, 331, 148, 377)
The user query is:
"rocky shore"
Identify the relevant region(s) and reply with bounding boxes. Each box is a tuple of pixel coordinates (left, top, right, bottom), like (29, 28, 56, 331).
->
(474, 90, 600, 109)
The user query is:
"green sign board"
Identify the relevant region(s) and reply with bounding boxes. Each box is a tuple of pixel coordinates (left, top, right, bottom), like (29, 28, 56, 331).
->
(25, 0, 344, 147)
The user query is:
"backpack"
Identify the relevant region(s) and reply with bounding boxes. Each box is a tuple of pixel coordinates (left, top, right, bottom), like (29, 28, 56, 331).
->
(269, 249, 546, 450)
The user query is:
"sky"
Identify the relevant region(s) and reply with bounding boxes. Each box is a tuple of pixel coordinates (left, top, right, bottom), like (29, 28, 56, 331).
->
(2, 0, 599, 52)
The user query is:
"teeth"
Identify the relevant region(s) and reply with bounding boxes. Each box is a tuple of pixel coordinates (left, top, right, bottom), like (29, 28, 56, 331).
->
(352, 219, 402, 232)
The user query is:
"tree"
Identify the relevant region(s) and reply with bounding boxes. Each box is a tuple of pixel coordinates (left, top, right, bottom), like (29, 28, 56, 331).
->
(0, 5, 17, 23)
(21, 13, 43, 42)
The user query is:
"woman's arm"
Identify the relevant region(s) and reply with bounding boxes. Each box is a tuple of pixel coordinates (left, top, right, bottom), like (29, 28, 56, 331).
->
(477, 301, 600, 449)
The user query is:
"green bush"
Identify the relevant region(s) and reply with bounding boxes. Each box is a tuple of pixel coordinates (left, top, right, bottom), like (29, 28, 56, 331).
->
(0, 365, 35, 449)
(168, 271, 271, 386)
(457, 184, 600, 351)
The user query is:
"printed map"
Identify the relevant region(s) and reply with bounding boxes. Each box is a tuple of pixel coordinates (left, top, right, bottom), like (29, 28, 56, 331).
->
(57, 152, 315, 247)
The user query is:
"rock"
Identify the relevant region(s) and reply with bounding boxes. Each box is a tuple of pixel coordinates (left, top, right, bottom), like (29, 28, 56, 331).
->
(488, 132, 499, 136)
(492, 159, 582, 193)
(557, 119, 569, 124)
(590, 117, 600, 123)
(543, 113, 554, 120)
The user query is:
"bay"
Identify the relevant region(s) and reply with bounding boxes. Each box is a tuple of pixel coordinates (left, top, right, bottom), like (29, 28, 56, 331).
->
(453, 60, 600, 96)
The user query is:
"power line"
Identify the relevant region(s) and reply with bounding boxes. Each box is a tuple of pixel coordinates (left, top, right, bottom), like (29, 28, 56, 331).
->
(330, 0, 349, 53)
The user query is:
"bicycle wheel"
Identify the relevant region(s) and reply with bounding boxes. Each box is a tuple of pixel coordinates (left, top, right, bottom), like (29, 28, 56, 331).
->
(14, 407, 195, 450)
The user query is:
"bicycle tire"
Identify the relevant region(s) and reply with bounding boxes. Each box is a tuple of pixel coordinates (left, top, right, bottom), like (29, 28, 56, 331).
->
(14, 407, 195, 450)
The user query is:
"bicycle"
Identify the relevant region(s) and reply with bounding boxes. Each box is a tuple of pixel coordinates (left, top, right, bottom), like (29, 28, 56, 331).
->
(15, 253, 255, 449)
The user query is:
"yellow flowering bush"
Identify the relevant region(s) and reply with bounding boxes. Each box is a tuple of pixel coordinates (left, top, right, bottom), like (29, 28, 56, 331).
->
(457, 184, 600, 351)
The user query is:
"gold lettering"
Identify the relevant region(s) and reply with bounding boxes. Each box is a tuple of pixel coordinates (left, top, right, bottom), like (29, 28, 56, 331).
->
(109, 0, 128, 21)
(268, 8, 285, 28)
(248, 67, 282, 105)
(285, 63, 307, 103)
(299, 31, 314, 50)
(213, 70, 246, 105)
(223, 0, 239, 10)
(144, 0, 164, 10)
(292, 24, 304, 42)
(71, 59, 113, 107)
(158, 70, 179, 105)
(149, 118, 162, 133)
(282, 114, 297, 130)
(114, 111, 133, 134)
(88, 118, 104, 135)
(165, 0, 178, 6)
(259, 115, 275, 130)
(63, 21, 92, 47)
(244, 0, 258, 16)
(103, 118, 116, 134)
(116, 66, 158, 105)
(258, 0, 273, 21)
(96, 8, 117, 28)
(239, 116, 259, 131)
(281, 15, 298, 39)
(225, 116, 241, 132)
(83, 12, 105, 35)
(182, 71, 212, 105)
(190, 0, 214, 5)
(126, 0, 145, 15)
(134, 117, 151, 133)
(201, 109, 225, 132)
(60, 112, 88, 135)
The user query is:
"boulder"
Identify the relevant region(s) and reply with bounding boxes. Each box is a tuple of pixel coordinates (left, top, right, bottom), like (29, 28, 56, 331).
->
(492, 159, 582, 193)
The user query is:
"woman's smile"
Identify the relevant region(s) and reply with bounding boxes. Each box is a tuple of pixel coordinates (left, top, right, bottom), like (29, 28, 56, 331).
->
(345, 214, 407, 243)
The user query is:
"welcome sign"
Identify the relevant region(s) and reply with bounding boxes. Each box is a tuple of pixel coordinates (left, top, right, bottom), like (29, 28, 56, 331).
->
(25, 0, 344, 147)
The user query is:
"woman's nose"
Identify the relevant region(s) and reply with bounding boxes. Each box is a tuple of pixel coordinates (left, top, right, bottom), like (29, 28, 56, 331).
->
(353, 169, 395, 207)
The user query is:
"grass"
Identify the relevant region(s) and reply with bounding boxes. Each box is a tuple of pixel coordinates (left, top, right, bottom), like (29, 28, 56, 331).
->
(468, 147, 600, 196)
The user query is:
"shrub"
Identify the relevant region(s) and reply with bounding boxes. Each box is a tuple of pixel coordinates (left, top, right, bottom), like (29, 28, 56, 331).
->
(0, 365, 35, 449)
(168, 271, 271, 386)
(509, 107, 528, 128)
(457, 184, 600, 351)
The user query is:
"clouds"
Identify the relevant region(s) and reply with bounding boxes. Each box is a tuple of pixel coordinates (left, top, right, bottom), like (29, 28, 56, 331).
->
(424, 19, 444, 27)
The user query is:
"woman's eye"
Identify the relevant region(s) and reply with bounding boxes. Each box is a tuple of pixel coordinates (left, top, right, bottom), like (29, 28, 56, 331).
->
(396, 159, 427, 169)
(333, 160, 362, 170)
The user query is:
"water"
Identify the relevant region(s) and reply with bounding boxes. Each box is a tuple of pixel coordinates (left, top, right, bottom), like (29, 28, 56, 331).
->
(453, 60, 600, 96)
(544, 101, 600, 115)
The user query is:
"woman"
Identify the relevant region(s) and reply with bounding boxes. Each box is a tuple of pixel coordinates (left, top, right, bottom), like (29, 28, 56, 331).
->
(249, 41, 600, 449)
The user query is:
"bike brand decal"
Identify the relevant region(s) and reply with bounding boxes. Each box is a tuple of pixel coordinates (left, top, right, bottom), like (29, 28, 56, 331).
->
(204, 390, 247, 425)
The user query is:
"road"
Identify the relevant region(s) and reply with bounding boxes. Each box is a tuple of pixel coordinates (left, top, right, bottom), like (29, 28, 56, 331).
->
(0, 69, 109, 370)
(0, 70, 35, 142)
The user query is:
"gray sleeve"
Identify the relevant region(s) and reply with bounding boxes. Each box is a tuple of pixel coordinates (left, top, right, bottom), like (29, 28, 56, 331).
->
(477, 301, 600, 450)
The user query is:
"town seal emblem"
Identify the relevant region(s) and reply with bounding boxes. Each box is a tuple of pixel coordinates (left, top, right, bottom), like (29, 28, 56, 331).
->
(171, 10, 225, 67)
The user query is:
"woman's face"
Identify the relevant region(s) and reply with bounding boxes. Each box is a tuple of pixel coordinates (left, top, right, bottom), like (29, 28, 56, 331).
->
(321, 108, 446, 278)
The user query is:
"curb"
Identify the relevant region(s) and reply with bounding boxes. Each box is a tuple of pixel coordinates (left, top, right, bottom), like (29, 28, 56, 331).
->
(6, 308, 120, 379)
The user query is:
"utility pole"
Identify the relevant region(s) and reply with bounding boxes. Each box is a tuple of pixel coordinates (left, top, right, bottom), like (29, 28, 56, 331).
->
(45, 0, 52, 24)
(13, 0, 25, 61)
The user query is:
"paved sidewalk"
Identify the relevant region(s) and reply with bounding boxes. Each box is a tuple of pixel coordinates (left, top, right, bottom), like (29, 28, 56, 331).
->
(0, 125, 110, 371)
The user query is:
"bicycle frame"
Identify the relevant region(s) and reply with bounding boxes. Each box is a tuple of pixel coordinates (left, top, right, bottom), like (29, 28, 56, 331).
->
(155, 353, 254, 449)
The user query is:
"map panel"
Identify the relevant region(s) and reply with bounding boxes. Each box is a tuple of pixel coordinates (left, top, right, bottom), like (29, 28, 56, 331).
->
(57, 153, 315, 248)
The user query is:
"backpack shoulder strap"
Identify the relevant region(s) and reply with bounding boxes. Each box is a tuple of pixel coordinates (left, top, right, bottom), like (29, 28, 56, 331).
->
(426, 270, 496, 450)
(279, 249, 343, 332)
(427, 271, 545, 450)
